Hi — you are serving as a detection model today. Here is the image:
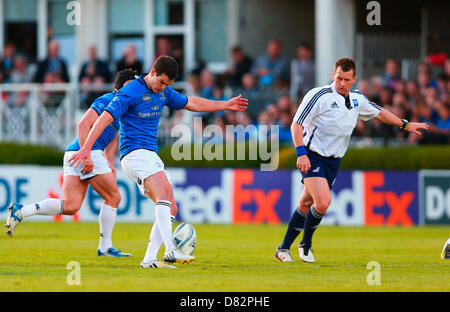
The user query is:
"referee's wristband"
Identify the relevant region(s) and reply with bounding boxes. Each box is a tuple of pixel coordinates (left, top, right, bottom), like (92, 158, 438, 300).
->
(296, 145, 307, 157)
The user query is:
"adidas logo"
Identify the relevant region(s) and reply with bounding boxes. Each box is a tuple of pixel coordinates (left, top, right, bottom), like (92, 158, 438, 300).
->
(330, 102, 338, 108)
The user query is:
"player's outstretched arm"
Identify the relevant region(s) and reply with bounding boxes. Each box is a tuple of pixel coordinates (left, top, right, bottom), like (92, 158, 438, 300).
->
(184, 94, 248, 112)
(375, 108, 430, 135)
(291, 121, 311, 174)
(69, 111, 114, 168)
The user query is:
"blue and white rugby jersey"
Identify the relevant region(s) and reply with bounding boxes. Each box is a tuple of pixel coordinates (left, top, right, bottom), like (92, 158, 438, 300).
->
(66, 91, 120, 151)
(293, 83, 381, 158)
(105, 75, 188, 158)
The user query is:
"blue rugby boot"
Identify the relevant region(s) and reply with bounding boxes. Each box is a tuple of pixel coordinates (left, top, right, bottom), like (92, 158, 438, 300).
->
(5, 203, 23, 238)
(97, 247, 132, 257)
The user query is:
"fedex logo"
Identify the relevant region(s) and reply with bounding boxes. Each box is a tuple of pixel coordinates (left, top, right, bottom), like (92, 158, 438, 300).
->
(364, 171, 418, 225)
(172, 168, 232, 223)
(233, 170, 291, 224)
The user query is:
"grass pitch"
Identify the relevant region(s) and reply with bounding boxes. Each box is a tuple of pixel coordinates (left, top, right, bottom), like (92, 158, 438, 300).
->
(0, 222, 448, 292)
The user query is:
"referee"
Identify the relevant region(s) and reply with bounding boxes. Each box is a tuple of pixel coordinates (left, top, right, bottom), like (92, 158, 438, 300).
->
(275, 58, 429, 263)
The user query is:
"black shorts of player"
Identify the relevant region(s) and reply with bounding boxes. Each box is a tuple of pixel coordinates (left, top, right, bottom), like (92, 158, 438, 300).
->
(300, 147, 342, 190)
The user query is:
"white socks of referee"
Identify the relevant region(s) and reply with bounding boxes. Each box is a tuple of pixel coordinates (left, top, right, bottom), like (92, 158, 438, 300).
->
(20, 198, 64, 218)
(98, 204, 117, 252)
(143, 200, 176, 263)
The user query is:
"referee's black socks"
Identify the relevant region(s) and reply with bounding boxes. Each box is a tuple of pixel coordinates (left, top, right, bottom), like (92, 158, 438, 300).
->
(279, 209, 306, 250)
(300, 206, 323, 247)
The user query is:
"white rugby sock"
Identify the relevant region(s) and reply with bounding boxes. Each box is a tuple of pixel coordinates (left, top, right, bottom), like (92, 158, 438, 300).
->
(98, 204, 117, 252)
(143, 214, 175, 263)
(155, 201, 176, 252)
(21, 199, 63, 218)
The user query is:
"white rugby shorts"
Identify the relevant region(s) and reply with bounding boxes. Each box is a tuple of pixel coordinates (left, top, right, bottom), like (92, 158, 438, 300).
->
(63, 150, 112, 180)
(120, 149, 172, 197)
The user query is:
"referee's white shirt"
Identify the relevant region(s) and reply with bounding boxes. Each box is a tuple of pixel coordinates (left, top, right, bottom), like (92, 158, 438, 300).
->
(293, 83, 381, 158)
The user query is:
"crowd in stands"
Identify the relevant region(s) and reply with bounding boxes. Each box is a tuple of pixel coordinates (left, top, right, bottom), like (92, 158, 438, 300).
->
(0, 37, 449, 145)
(185, 40, 449, 146)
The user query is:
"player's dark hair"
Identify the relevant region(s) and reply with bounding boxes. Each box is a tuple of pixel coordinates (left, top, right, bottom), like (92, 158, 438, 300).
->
(299, 42, 311, 50)
(231, 45, 243, 53)
(114, 68, 138, 90)
(334, 58, 357, 76)
(153, 55, 179, 81)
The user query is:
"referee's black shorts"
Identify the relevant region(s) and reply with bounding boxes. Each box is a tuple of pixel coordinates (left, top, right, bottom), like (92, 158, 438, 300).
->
(300, 147, 342, 190)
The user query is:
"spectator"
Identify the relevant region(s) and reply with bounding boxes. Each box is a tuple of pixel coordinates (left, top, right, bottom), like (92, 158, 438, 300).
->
(79, 46, 112, 109)
(7, 54, 33, 108)
(433, 102, 450, 143)
(154, 37, 173, 62)
(241, 73, 259, 92)
(277, 94, 291, 112)
(234, 111, 257, 142)
(357, 79, 371, 98)
(239, 72, 271, 114)
(444, 58, 450, 76)
(369, 76, 383, 103)
(39, 72, 66, 107)
(257, 110, 270, 128)
(186, 73, 201, 96)
(278, 111, 292, 144)
(223, 111, 236, 126)
(257, 109, 275, 142)
(34, 40, 70, 83)
(289, 102, 299, 118)
(394, 79, 406, 95)
(9, 54, 33, 84)
(171, 43, 184, 79)
(79, 46, 112, 83)
(212, 84, 227, 102)
(424, 86, 439, 109)
(383, 58, 401, 91)
(409, 101, 439, 144)
(191, 59, 206, 78)
(436, 73, 448, 99)
(290, 43, 315, 102)
(392, 92, 411, 119)
(417, 62, 439, 95)
(0, 42, 16, 82)
(405, 80, 421, 105)
(116, 44, 142, 74)
(379, 87, 393, 107)
(266, 103, 280, 125)
(417, 70, 433, 96)
(251, 39, 289, 88)
(225, 45, 253, 87)
(353, 119, 367, 137)
(206, 115, 228, 144)
(199, 69, 215, 99)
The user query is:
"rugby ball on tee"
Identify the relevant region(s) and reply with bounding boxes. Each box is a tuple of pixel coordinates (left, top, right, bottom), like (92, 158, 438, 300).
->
(172, 222, 197, 256)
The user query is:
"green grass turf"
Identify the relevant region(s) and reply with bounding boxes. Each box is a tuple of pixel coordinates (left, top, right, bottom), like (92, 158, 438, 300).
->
(0, 222, 449, 292)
